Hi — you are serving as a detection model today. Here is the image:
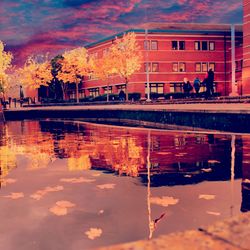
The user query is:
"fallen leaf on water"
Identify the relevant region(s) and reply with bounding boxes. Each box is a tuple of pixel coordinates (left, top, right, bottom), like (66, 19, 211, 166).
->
(56, 200, 76, 208)
(49, 205, 68, 216)
(199, 194, 216, 200)
(150, 196, 179, 207)
(92, 173, 101, 177)
(97, 184, 115, 189)
(85, 228, 102, 240)
(49, 200, 76, 216)
(98, 210, 104, 215)
(184, 174, 192, 178)
(0, 178, 17, 186)
(3, 192, 24, 199)
(206, 211, 221, 216)
(60, 177, 96, 184)
(30, 186, 64, 200)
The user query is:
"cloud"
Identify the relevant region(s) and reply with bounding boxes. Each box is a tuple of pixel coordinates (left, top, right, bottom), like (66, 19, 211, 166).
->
(0, 0, 242, 66)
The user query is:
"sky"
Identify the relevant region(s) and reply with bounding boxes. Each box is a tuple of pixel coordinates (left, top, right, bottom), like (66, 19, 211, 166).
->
(0, 0, 243, 67)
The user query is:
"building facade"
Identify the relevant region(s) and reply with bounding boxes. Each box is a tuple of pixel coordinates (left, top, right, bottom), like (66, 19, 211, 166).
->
(75, 24, 243, 99)
(243, 0, 250, 94)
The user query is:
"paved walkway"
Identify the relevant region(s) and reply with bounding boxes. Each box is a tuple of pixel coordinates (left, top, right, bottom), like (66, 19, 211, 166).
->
(97, 212, 250, 250)
(6, 103, 250, 114)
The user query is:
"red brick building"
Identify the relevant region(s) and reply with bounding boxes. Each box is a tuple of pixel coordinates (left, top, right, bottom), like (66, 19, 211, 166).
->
(75, 23, 243, 99)
(243, 0, 250, 94)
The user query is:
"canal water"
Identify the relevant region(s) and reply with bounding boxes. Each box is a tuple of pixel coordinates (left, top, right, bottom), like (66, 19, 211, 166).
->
(0, 120, 249, 250)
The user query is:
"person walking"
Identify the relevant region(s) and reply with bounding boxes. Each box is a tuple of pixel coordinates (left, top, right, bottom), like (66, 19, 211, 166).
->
(193, 77, 201, 95)
(20, 85, 24, 107)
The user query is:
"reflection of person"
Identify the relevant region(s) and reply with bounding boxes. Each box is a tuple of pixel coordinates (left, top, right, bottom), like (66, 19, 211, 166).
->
(20, 86, 24, 107)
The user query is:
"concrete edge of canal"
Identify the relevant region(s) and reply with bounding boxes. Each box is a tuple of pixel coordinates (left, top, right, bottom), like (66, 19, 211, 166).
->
(96, 212, 250, 250)
(3, 105, 250, 133)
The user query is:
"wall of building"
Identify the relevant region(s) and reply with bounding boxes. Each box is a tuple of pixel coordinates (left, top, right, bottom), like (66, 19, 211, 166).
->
(243, 0, 250, 94)
(84, 29, 243, 98)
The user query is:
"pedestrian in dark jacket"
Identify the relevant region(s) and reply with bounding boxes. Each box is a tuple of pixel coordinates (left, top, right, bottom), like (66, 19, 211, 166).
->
(193, 77, 201, 95)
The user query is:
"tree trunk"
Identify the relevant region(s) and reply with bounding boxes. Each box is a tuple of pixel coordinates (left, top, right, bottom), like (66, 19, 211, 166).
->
(76, 82, 79, 103)
(125, 77, 128, 101)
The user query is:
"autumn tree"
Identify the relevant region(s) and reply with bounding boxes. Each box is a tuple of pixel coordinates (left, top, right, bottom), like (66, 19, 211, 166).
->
(17, 56, 53, 90)
(0, 41, 13, 94)
(57, 47, 92, 103)
(109, 32, 142, 100)
(92, 52, 116, 102)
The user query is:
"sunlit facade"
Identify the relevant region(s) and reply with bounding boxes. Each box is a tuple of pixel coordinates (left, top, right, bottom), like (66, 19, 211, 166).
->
(243, 0, 250, 94)
(79, 23, 243, 98)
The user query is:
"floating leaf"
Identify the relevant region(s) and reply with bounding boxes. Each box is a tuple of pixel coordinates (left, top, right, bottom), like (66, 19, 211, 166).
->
(4, 192, 24, 199)
(150, 196, 179, 207)
(243, 179, 250, 184)
(56, 200, 76, 208)
(0, 178, 17, 186)
(60, 177, 96, 184)
(49, 205, 68, 216)
(85, 228, 102, 240)
(206, 211, 221, 216)
(97, 184, 115, 189)
(30, 185, 64, 200)
(199, 194, 215, 200)
(201, 168, 213, 173)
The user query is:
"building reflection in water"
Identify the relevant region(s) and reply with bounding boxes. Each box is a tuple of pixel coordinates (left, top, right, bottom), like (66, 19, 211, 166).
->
(0, 120, 249, 215)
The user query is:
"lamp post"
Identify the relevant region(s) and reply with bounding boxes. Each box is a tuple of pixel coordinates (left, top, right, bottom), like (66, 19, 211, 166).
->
(230, 24, 238, 96)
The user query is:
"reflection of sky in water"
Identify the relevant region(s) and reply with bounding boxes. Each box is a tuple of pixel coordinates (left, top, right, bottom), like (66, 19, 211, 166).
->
(0, 120, 249, 250)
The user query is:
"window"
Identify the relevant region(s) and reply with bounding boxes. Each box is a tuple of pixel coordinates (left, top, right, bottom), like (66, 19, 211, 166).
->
(202, 41, 208, 51)
(179, 41, 185, 50)
(170, 83, 183, 93)
(195, 41, 201, 50)
(151, 41, 158, 50)
(209, 42, 215, 51)
(144, 40, 150, 50)
(145, 83, 164, 94)
(236, 60, 243, 71)
(79, 90, 85, 98)
(172, 62, 186, 72)
(179, 62, 186, 72)
(144, 62, 159, 72)
(103, 86, 112, 94)
(172, 41, 185, 50)
(89, 88, 99, 97)
(116, 85, 126, 91)
(209, 62, 215, 71)
(152, 63, 159, 72)
(202, 62, 208, 72)
(172, 62, 178, 72)
(144, 63, 151, 72)
(195, 63, 201, 72)
(172, 41, 178, 50)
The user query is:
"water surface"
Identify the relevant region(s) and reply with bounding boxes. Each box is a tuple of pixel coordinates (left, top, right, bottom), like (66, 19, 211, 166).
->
(0, 120, 249, 250)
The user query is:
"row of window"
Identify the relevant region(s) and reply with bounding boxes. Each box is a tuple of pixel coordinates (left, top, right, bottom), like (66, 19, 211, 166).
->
(144, 62, 216, 72)
(70, 82, 217, 99)
(143, 40, 215, 51)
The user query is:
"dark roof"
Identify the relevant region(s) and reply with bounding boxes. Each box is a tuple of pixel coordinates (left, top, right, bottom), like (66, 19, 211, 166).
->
(85, 23, 243, 49)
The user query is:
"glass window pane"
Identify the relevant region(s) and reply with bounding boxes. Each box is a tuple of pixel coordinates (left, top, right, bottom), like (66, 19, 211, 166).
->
(151, 41, 158, 50)
(152, 63, 159, 72)
(179, 62, 186, 72)
(172, 41, 178, 50)
(195, 63, 201, 72)
(209, 42, 215, 51)
(209, 63, 215, 71)
(202, 62, 208, 72)
(195, 41, 200, 50)
(179, 41, 185, 50)
(202, 41, 208, 50)
(172, 63, 178, 72)
(144, 40, 150, 50)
